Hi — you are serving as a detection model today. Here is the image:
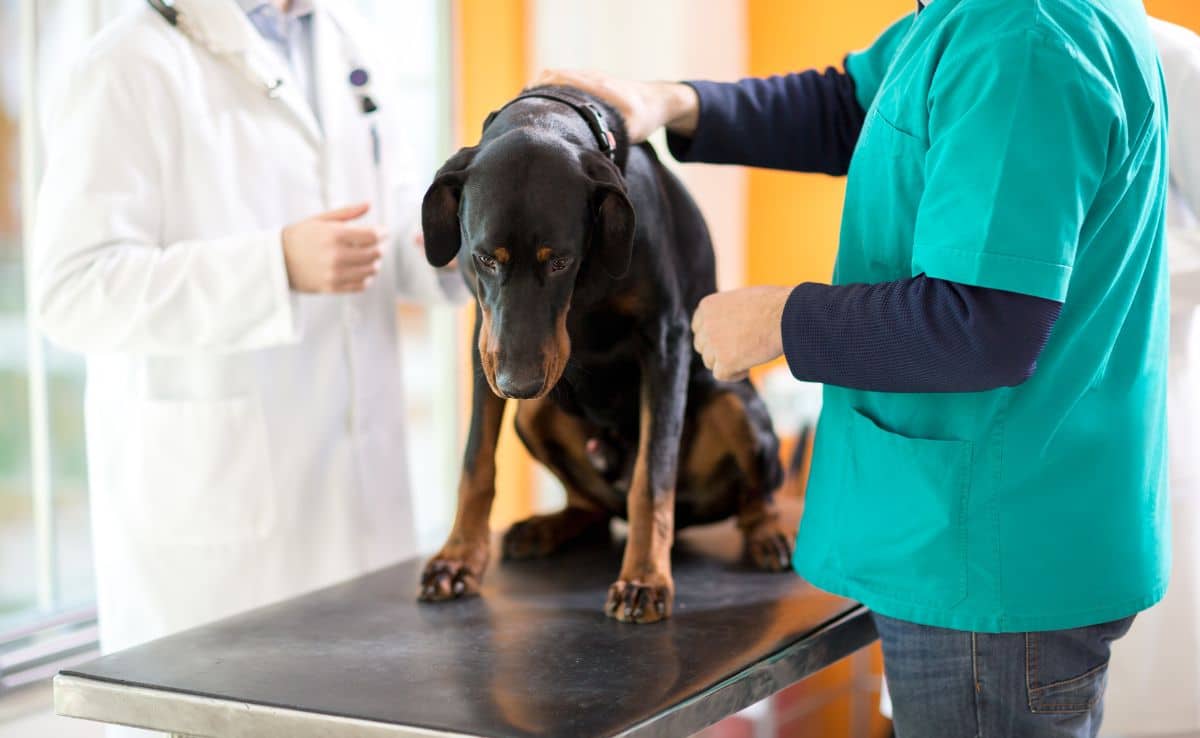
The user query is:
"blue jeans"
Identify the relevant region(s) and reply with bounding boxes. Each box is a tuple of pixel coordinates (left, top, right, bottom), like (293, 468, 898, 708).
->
(873, 613, 1136, 738)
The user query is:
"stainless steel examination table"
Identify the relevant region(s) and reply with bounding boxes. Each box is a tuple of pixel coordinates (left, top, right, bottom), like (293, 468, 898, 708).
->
(53, 515, 875, 738)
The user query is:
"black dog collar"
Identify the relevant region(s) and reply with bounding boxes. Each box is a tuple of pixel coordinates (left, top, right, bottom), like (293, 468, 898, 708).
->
(482, 90, 618, 162)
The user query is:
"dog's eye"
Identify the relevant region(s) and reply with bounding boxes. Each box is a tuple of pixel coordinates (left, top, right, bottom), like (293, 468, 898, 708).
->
(550, 256, 571, 273)
(475, 253, 497, 270)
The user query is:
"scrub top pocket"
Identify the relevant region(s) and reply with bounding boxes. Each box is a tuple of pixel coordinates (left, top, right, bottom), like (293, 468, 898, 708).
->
(836, 408, 973, 609)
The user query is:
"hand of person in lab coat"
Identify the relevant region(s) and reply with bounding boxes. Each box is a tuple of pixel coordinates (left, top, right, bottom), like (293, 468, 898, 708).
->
(282, 203, 385, 293)
(528, 69, 699, 143)
(692, 286, 792, 382)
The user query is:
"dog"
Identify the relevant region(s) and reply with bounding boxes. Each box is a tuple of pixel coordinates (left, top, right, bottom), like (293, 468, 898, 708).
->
(417, 86, 794, 623)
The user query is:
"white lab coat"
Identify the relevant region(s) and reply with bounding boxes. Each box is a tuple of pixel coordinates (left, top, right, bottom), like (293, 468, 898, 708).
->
(33, 0, 457, 685)
(1104, 17, 1200, 736)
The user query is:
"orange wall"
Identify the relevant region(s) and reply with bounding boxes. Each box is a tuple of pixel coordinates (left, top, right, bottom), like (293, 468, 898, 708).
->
(1146, 0, 1200, 31)
(457, 0, 529, 147)
(745, 0, 912, 291)
(456, 0, 535, 528)
(745, 0, 1199, 293)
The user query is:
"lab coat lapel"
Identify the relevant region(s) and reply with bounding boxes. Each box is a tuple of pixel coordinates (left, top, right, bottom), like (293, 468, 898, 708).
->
(312, 6, 376, 207)
(174, 0, 323, 147)
(313, 8, 354, 159)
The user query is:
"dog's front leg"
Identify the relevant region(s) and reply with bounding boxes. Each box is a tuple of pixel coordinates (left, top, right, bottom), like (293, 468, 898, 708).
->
(419, 310, 506, 601)
(607, 317, 691, 623)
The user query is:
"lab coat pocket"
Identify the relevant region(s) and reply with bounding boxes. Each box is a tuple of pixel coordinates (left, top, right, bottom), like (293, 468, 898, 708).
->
(836, 408, 972, 608)
(133, 396, 277, 546)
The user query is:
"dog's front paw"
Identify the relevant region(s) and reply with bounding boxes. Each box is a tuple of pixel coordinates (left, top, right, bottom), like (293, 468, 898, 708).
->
(418, 542, 489, 602)
(745, 524, 795, 573)
(605, 574, 674, 624)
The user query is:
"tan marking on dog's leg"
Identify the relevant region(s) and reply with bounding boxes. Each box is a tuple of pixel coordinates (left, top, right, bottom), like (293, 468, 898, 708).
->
(503, 397, 612, 559)
(694, 389, 794, 572)
(420, 312, 507, 601)
(514, 396, 610, 507)
(609, 400, 675, 623)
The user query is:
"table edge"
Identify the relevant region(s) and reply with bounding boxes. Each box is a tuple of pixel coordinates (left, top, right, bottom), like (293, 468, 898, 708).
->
(616, 605, 877, 738)
(53, 674, 483, 738)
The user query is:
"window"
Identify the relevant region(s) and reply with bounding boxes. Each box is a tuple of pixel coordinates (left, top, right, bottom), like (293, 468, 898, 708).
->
(0, 0, 108, 692)
(1, 0, 97, 636)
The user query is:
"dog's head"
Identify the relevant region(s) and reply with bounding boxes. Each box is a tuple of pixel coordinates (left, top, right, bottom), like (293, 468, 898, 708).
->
(422, 127, 635, 400)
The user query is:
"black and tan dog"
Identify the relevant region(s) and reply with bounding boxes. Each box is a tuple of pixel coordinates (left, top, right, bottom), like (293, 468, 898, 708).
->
(417, 87, 794, 623)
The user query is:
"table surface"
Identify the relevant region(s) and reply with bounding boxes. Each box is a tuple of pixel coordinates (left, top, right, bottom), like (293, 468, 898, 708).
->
(55, 511, 874, 738)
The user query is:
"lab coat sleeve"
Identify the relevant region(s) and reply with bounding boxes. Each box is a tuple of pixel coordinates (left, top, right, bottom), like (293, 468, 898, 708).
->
(1160, 22, 1200, 222)
(389, 212, 470, 306)
(383, 137, 471, 306)
(1150, 18, 1200, 317)
(32, 50, 299, 356)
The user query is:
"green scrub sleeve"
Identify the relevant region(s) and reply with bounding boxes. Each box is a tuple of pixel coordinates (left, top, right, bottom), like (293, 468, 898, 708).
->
(909, 30, 1116, 302)
(844, 13, 916, 113)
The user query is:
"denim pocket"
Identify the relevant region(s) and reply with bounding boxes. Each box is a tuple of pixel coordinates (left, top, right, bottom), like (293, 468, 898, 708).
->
(1025, 616, 1136, 714)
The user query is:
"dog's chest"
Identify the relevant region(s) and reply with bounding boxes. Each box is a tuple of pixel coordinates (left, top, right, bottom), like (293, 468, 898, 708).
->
(553, 356, 641, 435)
(568, 305, 640, 359)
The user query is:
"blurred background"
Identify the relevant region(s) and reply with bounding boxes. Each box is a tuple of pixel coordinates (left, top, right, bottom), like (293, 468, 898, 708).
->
(1, 1, 1198, 737)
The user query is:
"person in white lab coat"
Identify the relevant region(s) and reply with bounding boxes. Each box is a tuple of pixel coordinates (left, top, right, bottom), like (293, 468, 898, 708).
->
(1101, 17, 1200, 737)
(31, 3, 460, 732)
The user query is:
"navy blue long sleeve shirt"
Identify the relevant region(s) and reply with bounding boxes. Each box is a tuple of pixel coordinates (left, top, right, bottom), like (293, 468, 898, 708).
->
(668, 69, 1063, 393)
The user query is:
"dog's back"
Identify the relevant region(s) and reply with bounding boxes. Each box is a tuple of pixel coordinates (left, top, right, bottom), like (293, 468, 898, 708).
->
(626, 142, 719, 315)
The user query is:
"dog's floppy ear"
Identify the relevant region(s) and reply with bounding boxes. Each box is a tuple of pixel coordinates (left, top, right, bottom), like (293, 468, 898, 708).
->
(422, 146, 479, 267)
(581, 150, 636, 279)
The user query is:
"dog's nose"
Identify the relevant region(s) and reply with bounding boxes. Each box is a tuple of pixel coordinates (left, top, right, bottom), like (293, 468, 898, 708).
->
(495, 369, 544, 399)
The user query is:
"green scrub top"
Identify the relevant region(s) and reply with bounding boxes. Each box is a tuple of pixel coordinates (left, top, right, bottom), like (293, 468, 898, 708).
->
(794, 0, 1171, 632)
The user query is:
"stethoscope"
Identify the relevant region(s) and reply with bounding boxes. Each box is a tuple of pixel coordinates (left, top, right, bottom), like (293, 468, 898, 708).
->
(145, 0, 379, 118)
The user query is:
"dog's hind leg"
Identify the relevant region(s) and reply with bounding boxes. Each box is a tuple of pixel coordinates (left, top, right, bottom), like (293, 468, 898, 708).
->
(689, 383, 795, 572)
(505, 397, 614, 560)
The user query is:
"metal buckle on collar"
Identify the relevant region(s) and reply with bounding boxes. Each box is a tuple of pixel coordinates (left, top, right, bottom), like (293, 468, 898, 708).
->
(580, 103, 616, 159)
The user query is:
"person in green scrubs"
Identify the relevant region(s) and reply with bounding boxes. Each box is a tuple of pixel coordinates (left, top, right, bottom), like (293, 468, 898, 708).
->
(537, 0, 1169, 734)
